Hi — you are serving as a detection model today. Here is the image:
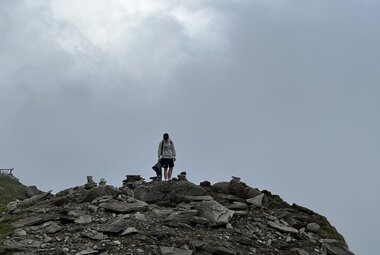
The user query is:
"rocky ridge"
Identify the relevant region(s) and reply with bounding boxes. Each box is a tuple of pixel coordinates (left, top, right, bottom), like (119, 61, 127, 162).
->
(0, 174, 354, 255)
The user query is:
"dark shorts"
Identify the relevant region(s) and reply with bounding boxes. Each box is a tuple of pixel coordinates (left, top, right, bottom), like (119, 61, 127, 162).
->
(161, 158, 174, 168)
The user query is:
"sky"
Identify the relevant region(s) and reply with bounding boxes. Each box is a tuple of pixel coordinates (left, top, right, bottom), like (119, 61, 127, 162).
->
(0, 0, 379, 254)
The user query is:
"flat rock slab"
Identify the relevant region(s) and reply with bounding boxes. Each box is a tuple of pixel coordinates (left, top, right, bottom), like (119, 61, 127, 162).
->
(4, 239, 42, 251)
(323, 243, 355, 255)
(82, 231, 108, 240)
(267, 221, 298, 234)
(160, 246, 193, 255)
(121, 227, 139, 236)
(11, 216, 42, 228)
(19, 190, 52, 207)
(99, 200, 148, 213)
(246, 193, 264, 207)
(194, 200, 234, 226)
(182, 195, 214, 201)
(99, 218, 128, 234)
(227, 202, 248, 210)
(42, 221, 63, 234)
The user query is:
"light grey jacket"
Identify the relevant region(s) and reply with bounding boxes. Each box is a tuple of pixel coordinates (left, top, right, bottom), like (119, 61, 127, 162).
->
(158, 139, 176, 159)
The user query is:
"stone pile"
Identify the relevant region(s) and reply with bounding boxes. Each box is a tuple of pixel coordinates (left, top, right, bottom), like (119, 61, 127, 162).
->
(0, 176, 354, 255)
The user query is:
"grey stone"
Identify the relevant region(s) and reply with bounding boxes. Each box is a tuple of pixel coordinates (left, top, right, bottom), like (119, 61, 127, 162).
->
(160, 246, 193, 255)
(76, 249, 99, 255)
(194, 200, 234, 226)
(82, 231, 108, 240)
(120, 227, 138, 236)
(245, 188, 262, 198)
(227, 201, 248, 210)
(323, 241, 355, 255)
(7, 201, 18, 211)
(182, 195, 214, 201)
(99, 218, 128, 234)
(18, 191, 52, 207)
(246, 193, 264, 207)
(99, 200, 148, 213)
(81, 185, 120, 203)
(11, 216, 42, 228)
(43, 221, 63, 234)
(165, 210, 209, 227)
(75, 215, 93, 224)
(14, 229, 27, 236)
(306, 222, 320, 233)
(134, 212, 146, 221)
(4, 239, 42, 251)
(212, 182, 230, 194)
(267, 221, 299, 234)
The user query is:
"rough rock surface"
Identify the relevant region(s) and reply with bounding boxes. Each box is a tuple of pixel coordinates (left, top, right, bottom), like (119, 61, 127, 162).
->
(0, 176, 354, 255)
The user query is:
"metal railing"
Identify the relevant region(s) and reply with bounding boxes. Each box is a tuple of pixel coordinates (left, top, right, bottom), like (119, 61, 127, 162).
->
(0, 168, 14, 175)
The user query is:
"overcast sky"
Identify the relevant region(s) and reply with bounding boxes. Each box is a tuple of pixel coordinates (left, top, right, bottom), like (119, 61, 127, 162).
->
(1, 0, 379, 254)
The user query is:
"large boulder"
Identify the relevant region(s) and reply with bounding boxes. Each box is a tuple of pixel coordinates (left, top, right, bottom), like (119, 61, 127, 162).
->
(193, 200, 234, 226)
(212, 182, 230, 194)
(81, 185, 121, 203)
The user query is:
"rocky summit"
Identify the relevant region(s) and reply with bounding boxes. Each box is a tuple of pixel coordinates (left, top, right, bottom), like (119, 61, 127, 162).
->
(0, 174, 354, 255)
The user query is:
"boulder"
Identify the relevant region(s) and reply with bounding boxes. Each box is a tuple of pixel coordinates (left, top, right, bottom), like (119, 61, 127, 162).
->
(42, 221, 63, 234)
(194, 200, 234, 226)
(99, 218, 128, 234)
(81, 185, 121, 203)
(246, 193, 264, 207)
(307, 222, 320, 233)
(212, 182, 230, 194)
(75, 215, 93, 224)
(245, 187, 262, 198)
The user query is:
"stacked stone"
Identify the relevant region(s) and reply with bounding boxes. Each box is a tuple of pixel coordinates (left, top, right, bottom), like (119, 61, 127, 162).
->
(84, 176, 97, 190)
(122, 175, 144, 189)
(177, 171, 187, 181)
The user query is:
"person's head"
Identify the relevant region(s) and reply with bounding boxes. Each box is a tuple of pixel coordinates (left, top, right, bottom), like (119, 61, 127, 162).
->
(163, 133, 169, 141)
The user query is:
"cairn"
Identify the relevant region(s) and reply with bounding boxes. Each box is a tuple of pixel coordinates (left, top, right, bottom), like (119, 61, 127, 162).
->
(84, 176, 97, 190)
(99, 178, 107, 186)
(122, 175, 144, 189)
(177, 171, 187, 181)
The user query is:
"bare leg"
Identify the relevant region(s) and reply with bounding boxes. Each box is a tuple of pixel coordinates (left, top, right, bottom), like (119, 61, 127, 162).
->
(164, 167, 168, 181)
(168, 167, 173, 180)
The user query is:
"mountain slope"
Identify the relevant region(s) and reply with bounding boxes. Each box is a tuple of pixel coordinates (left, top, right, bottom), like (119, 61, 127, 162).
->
(0, 175, 354, 255)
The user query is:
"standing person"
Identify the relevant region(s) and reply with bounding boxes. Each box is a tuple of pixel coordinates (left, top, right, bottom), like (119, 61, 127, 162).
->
(158, 133, 176, 181)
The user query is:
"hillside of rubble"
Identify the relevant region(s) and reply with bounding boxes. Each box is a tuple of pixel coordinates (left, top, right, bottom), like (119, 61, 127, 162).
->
(0, 173, 354, 255)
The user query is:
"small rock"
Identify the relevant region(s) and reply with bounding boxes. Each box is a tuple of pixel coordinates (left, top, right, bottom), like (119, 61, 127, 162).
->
(75, 215, 93, 224)
(121, 227, 139, 236)
(307, 222, 320, 233)
(134, 212, 146, 221)
(14, 229, 27, 236)
(226, 223, 233, 229)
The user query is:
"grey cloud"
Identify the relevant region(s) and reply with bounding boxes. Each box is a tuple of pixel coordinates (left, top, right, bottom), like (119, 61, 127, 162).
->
(0, 1, 379, 254)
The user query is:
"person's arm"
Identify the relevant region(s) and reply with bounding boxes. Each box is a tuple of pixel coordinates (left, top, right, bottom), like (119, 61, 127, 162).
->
(158, 141, 162, 160)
